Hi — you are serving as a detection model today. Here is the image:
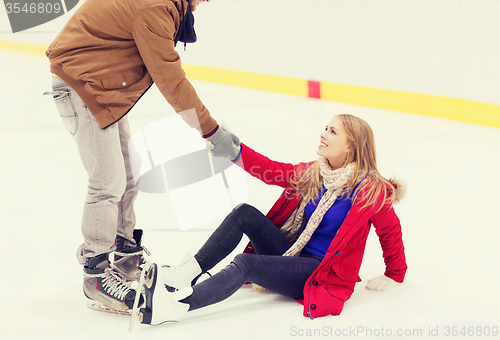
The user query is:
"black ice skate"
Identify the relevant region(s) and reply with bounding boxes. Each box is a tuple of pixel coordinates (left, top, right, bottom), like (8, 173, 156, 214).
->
(113, 229, 150, 282)
(83, 253, 144, 315)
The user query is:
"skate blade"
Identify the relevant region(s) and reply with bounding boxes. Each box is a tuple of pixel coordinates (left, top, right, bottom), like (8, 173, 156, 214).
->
(87, 300, 131, 316)
(129, 261, 153, 331)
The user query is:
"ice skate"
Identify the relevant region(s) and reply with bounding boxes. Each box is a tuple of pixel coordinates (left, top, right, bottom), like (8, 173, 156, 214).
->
(159, 252, 202, 289)
(129, 261, 153, 330)
(129, 263, 191, 330)
(113, 229, 151, 282)
(83, 253, 144, 315)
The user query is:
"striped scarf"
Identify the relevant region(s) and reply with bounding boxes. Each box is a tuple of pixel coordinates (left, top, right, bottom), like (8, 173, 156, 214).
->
(282, 159, 355, 257)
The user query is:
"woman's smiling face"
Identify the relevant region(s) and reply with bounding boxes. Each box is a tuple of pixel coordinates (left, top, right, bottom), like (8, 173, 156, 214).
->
(317, 117, 350, 169)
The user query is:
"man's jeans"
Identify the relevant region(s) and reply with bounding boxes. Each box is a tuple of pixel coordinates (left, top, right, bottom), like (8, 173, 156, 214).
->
(50, 76, 138, 264)
(184, 203, 323, 311)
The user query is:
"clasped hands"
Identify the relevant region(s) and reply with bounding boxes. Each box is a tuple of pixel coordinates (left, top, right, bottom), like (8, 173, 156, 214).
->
(205, 124, 241, 161)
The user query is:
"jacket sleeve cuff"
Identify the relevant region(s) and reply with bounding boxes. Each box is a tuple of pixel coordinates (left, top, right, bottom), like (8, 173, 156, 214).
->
(203, 125, 219, 138)
(232, 143, 248, 168)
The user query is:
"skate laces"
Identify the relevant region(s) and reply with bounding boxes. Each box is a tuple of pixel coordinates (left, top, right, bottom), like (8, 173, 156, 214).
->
(100, 268, 131, 300)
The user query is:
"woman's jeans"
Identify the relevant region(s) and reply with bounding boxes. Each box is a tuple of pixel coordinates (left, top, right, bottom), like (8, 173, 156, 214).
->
(49, 77, 139, 264)
(183, 203, 322, 311)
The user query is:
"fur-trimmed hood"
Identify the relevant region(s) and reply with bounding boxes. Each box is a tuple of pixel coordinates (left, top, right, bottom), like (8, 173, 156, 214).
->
(388, 178, 406, 204)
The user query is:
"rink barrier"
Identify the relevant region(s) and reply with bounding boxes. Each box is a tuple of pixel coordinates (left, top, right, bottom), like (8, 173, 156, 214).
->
(0, 40, 47, 55)
(182, 64, 500, 129)
(2, 40, 499, 129)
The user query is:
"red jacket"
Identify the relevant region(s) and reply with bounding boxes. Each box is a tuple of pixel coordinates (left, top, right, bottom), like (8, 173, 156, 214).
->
(234, 144, 407, 318)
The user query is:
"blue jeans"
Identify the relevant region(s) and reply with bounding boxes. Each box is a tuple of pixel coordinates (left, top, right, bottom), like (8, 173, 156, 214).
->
(183, 204, 322, 311)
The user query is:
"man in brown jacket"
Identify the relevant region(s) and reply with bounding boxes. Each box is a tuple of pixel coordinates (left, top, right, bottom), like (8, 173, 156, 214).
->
(45, 0, 239, 314)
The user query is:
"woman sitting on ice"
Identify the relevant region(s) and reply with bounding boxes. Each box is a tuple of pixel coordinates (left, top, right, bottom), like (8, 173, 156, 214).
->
(134, 113, 407, 325)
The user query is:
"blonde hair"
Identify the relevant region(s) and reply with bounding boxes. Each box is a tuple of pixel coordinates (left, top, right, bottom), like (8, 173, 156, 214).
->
(290, 114, 395, 211)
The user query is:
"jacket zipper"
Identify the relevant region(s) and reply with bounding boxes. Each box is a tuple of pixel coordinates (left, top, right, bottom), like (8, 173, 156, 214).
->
(307, 279, 314, 320)
(306, 178, 366, 318)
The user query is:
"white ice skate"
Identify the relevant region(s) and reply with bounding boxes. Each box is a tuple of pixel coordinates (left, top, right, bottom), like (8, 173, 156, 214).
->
(129, 262, 192, 330)
(129, 261, 153, 330)
(160, 252, 202, 289)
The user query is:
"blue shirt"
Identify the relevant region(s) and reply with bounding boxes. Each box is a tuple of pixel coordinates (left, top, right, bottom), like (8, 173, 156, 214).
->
(303, 185, 355, 258)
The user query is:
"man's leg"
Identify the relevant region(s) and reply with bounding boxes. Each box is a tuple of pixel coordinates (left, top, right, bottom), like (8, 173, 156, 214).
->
(51, 76, 142, 311)
(116, 116, 139, 245)
(111, 116, 150, 281)
(72, 99, 127, 263)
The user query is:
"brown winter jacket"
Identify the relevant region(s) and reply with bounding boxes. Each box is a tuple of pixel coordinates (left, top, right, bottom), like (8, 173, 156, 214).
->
(46, 0, 217, 135)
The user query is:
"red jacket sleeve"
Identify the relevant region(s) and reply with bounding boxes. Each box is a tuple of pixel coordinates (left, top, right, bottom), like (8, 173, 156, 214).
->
(233, 143, 310, 188)
(370, 203, 408, 283)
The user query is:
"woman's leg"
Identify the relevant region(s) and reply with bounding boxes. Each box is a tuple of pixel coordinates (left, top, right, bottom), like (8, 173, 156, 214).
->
(183, 253, 321, 311)
(160, 203, 321, 312)
(194, 203, 294, 273)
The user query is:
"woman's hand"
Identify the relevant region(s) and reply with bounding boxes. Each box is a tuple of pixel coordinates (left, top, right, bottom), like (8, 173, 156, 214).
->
(365, 275, 401, 291)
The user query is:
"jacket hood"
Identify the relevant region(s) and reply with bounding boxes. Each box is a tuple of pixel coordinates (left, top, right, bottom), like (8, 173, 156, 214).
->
(388, 178, 406, 204)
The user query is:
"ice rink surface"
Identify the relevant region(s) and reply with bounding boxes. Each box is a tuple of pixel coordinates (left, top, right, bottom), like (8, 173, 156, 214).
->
(1, 48, 500, 339)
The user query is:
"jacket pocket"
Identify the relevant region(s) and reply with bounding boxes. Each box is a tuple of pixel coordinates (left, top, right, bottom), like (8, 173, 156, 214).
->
(322, 267, 358, 307)
(330, 263, 362, 283)
(100, 67, 144, 90)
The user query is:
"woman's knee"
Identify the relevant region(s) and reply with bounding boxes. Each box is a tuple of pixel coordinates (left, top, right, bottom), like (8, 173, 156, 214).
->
(232, 253, 254, 273)
(229, 204, 265, 235)
(233, 203, 255, 214)
(232, 203, 263, 220)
